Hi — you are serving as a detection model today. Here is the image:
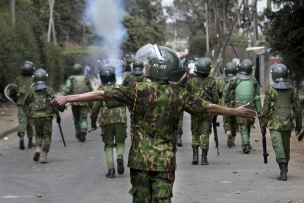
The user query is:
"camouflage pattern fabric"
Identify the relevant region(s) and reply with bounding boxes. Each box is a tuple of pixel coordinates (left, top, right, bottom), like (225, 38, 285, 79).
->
(129, 168, 175, 203)
(102, 123, 127, 169)
(218, 77, 237, 135)
(34, 117, 52, 153)
(186, 75, 218, 149)
(177, 112, 183, 135)
(104, 81, 209, 171)
(17, 106, 34, 138)
(122, 73, 146, 86)
(72, 105, 89, 136)
(261, 86, 302, 130)
(24, 87, 59, 118)
(91, 85, 127, 127)
(14, 76, 33, 105)
(270, 130, 291, 164)
(62, 75, 93, 106)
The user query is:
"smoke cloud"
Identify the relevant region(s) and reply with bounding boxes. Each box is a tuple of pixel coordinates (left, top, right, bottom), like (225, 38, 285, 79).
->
(85, 0, 128, 84)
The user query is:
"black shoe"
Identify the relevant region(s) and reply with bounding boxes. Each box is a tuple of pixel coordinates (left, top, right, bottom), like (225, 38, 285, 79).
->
(106, 168, 115, 178)
(79, 131, 87, 143)
(201, 150, 209, 165)
(28, 137, 34, 149)
(177, 134, 183, 147)
(192, 146, 199, 165)
(278, 163, 287, 181)
(117, 155, 124, 175)
(18, 132, 25, 150)
(243, 144, 250, 154)
(33, 147, 41, 162)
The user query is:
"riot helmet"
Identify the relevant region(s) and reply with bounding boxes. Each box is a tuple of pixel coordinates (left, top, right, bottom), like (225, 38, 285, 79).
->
(236, 59, 253, 79)
(33, 68, 48, 90)
(194, 57, 212, 76)
(224, 62, 237, 82)
(100, 65, 116, 85)
(132, 60, 144, 75)
(73, 64, 83, 75)
(134, 44, 182, 82)
(271, 63, 291, 89)
(21, 61, 35, 76)
(232, 58, 241, 67)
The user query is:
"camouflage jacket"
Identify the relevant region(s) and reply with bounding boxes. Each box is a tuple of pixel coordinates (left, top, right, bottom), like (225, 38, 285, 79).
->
(24, 86, 59, 118)
(217, 77, 226, 106)
(223, 76, 260, 111)
(121, 73, 146, 86)
(91, 85, 127, 126)
(104, 80, 209, 172)
(62, 75, 93, 106)
(13, 76, 34, 106)
(261, 86, 302, 130)
(186, 75, 218, 120)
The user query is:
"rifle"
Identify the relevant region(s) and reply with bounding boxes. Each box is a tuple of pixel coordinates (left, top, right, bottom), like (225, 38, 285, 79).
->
(42, 89, 67, 147)
(57, 121, 66, 147)
(212, 116, 220, 155)
(259, 118, 269, 164)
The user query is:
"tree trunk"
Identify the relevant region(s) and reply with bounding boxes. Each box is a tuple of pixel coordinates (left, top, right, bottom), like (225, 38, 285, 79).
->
(9, 0, 16, 26)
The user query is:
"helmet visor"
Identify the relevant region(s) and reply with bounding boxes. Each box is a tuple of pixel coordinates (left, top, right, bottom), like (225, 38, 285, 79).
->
(135, 44, 164, 64)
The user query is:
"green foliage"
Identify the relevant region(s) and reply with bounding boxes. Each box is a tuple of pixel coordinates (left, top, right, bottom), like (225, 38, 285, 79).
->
(265, 3, 304, 82)
(188, 33, 206, 57)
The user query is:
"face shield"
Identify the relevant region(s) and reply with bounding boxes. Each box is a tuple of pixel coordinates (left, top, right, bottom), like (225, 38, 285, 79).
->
(134, 44, 164, 64)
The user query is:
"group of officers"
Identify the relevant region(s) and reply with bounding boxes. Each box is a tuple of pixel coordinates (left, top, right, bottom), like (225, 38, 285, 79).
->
(6, 43, 302, 202)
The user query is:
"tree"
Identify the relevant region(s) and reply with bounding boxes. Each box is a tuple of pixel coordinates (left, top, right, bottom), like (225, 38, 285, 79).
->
(265, 1, 304, 83)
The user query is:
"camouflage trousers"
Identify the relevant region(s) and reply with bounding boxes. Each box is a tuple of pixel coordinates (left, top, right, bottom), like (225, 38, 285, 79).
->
(71, 105, 89, 136)
(236, 117, 255, 147)
(17, 106, 34, 137)
(223, 115, 237, 136)
(177, 112, 183, 135)
(34, 117, 53, 153)
(129, 168, 175, 203)
(191, 116, 212, 150)
(101, 123, 127, 169)
(270, 130, 291, 164)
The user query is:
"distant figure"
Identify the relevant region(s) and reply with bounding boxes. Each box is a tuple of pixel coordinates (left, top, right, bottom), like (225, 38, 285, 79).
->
(83, 65, 91, 79)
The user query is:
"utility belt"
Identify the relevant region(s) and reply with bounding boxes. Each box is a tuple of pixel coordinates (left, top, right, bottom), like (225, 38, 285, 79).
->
(233, 100, 254, 105)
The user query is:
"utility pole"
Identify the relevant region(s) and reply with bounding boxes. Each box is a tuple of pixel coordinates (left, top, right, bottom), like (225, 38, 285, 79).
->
(47, 0, 57, 45)
(253, 0, 258, 46)
(223, 0, 226, 38)
(9, 0, 16, 26)
(205, 1, 210, 53)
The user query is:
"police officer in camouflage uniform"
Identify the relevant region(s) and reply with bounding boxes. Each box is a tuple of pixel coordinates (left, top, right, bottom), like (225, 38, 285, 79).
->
(261, 64, 302, 181)
(217, 62, 238, 148)
(122, 61, 146, 86)
(224, 59, 262, 154)
(13, 61, 35, 150)
(24, 68, 61, 163)
(186, 58, 219, 165)
(50, 44, 257, 202)
(62, 64, 93, 142)
(91, 65, 127, 178)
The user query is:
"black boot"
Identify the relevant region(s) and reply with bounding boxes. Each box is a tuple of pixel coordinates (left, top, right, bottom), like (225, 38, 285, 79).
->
(79, 130, 87, 143)
(28, 137, 34, 149)
(192, 146, 199, 165)
(201, 150, 209, 165)
(117, 155, 124, 175)
(18, 132, 25, 150)
(278, 163, 287, 181)
(177, 134, 183, 147)
(106, 168, 115, 178)
(243, 144, 250, 154)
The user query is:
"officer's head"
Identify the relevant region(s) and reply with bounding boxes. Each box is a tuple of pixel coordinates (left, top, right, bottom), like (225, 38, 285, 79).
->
(224, 62, 237, 82)
(271, 63, 289, 82)
(99, 65, 116, 85)
(237, 59, 253, 75)
(194, 58, 212, 76)
(73, 64, 83, 75)
(134, 44, 182, 82)
(21, 61, 35, 76)
(33, 68, 48, 90)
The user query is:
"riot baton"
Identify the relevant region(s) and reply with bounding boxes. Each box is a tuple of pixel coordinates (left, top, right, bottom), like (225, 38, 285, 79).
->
(57, 122, 66, 147)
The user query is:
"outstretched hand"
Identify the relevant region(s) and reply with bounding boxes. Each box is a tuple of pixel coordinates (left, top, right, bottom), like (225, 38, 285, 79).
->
(235, 103, 258, 120)
(50, 95, 68, 107)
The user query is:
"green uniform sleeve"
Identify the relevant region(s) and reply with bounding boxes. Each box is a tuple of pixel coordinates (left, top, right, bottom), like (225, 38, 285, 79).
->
(223, 80, 233, 102)
(121, 74, 131, 86)
(183, 91, 209, 116)
(62, 77, 72, 96)
(292, 87, 302, 129)
(211, 79, 219, 104)
(104, 85, 135, 109)
(261, 87, 271, 128)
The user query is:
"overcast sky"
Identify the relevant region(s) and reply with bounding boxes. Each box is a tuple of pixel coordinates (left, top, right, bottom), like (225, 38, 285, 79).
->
(162, 0, 173, 6)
